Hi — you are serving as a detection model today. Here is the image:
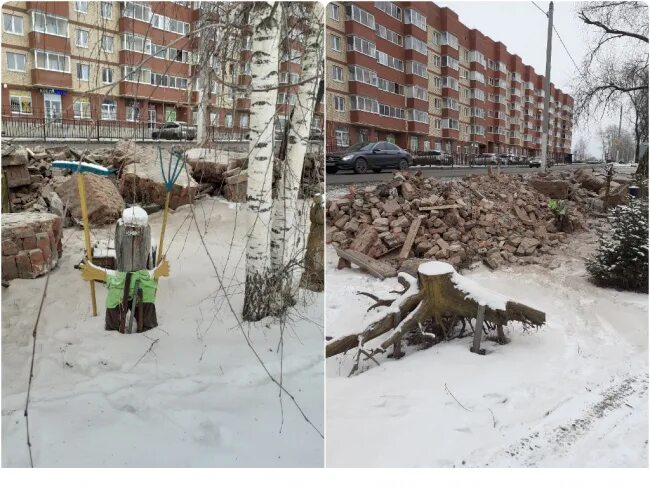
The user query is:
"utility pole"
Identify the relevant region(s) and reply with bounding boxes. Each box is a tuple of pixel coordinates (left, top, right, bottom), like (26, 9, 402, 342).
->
(541, 1, 554, 171)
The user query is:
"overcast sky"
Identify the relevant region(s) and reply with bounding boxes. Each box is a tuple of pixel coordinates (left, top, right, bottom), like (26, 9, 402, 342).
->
(436, 0, 621, 158)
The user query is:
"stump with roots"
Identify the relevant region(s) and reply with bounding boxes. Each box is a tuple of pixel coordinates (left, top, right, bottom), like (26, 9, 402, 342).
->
(326, 261, 546, 376)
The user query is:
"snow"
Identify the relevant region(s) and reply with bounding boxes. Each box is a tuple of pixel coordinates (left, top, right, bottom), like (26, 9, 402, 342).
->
(326, 244, 648, 467)
(418, 260, 509, 310)
(2, 197, 323, 467)
(121, 206, 148, 226)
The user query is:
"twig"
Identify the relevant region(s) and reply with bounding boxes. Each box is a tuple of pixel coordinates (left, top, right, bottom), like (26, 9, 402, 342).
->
(444, 383, 473, 412)
(131, 338, 160, 369)
(488, 407, 497, 428)
(24, 273, 50, 468)
(356, 291, 395, 311)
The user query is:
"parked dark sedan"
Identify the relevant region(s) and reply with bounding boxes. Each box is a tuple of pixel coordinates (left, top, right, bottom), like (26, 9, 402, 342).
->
(326, 142, 413, 174)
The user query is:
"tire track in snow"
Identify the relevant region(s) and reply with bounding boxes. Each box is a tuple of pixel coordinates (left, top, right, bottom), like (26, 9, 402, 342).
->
(496, 374, 648, 466)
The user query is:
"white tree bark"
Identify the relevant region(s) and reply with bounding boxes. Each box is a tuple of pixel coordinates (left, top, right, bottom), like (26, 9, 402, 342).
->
(242, 2, 282, 321)
(269, 3, 323, 311)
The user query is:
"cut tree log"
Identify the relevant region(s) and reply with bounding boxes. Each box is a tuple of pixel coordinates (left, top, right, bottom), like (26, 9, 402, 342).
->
(325, 274, 422, 358)
(335, 247, 397, 279)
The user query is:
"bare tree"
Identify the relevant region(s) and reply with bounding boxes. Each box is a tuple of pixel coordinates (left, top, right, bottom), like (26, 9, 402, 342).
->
(574, 1, 649, 175)
(573, 136, 589, 161)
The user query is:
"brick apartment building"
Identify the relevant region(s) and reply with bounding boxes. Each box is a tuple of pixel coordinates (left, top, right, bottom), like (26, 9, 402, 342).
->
(326, 1, 574, 161)
(1, 1, 321, 139)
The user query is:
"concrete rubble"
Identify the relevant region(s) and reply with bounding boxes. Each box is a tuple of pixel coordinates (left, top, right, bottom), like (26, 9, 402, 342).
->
(326, 168, 606, 273)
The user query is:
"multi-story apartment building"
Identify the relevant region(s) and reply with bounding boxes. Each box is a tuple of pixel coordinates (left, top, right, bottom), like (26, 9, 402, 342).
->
(1, 1, 321, 139)
(326, 1, 573, 161)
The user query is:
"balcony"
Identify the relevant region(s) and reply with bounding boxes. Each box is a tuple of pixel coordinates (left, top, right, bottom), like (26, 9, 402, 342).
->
(31, 69, 72, 89)
(28, 32, 71, 52)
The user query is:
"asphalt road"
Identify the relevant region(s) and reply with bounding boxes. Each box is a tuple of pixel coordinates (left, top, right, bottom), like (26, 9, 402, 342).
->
(326, 163, 636, 185)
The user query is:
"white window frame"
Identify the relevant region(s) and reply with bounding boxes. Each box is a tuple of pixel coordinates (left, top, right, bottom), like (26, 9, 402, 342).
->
(3, 13, 24, 35)
(34, 50, 70, 72)
(100, 1, 113, 19)
(101, 35, 114, 53)
(77, 63, 90, 81)
(329, 3, 340, 21)
(102, 67, 113, 84)
(10, 92, 32, 115)
(101, 100, 117, 120)
(239, 113, 249, 129)
(73, 98, 91, 119)
(31, 11, 68, 37)
(331, 34, 341, 52)
(74, 1, 88, 14)
(332, 65, 343, 82)
(6, 52, 26, 72)
(334, 95, 345, 112)
(335, 127, 349, 147)
(76, 29, 89, 48)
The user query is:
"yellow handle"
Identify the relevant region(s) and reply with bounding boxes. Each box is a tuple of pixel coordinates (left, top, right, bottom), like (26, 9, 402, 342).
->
(77, 172, 97, 316)
(157, 192, 171, 265)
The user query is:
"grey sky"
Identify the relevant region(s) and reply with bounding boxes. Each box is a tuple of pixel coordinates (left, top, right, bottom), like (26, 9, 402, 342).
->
(435, 0, 620, 158)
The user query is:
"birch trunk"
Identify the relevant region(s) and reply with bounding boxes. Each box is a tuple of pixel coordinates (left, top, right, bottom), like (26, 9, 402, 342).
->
(269, 3, 324, 313)
(242, 3, 282, 321)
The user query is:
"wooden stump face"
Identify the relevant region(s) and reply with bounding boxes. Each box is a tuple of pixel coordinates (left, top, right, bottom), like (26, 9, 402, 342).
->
(115, 221, 152, 272)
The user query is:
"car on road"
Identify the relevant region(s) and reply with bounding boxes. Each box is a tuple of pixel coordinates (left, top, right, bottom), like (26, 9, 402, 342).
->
(497, 153, 514, 165)
(412, 150, 454, 166)
(152, 121, 197, 140)
(528, 157, 542, 168)
(326, 142, 412, 174)
(475, 153, 498, 165)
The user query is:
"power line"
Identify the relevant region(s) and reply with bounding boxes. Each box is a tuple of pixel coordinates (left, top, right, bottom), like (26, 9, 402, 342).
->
(530, 2, 583, 74)
(553, 25, 583, 73)
(531, 1, 548, 17)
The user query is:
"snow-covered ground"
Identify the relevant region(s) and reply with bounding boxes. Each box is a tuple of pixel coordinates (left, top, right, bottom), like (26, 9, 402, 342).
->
(326, 239, 648, 467)
(2, 197, 323, 467)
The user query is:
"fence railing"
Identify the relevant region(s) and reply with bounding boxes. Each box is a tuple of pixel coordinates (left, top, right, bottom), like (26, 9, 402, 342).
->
(0, 116, 255, 143)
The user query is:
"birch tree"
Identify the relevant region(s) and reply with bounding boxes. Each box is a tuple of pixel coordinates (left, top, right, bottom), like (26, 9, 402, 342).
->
(242, 3, 282, 321)
(269, 3, 324, 314)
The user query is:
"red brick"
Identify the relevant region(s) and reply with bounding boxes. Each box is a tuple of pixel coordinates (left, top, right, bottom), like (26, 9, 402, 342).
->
(15, 251, 31, 278)
(28, 249, 45, 275)
(22, 235, 37, 250)
(36, 232, 50, 253)
(2, 255, 18, 280)
(2, 240, 18, 256)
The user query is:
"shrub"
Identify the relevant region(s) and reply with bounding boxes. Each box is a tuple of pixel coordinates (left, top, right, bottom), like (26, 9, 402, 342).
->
(586, 199, 649, 292)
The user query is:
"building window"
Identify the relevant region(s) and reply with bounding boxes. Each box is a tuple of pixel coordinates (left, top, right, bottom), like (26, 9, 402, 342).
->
(100, 1, 112, 19)
(423, 140, 431, 151)
(375, 2, 401, 20)
(404, 8, 426, 31)
(32, 11, 68, 37)
(334, 95, 345, 112)
(434, 119, 441, 129)
(77, 63, 89, 81)
(335, 127, 349, 147)
(328, 3, 339, 21)
(101, 35, 114, 53)
(126, 102, 139, 121)
(359, 128, 369, 143)
(345, 4, 375, 30)
(73, 97, 90, 119)
(101, 100, 117, 120)
(76, 29, 89, 48)
(239, 113, 249, 129)
(332, 65, 343, 82)
(6, 52, 26, 72)
(3, 13, 23, 35)
(9, 91, 32, 115)
(74, 1, 88, 14)
(34, 50, 70, 72)
(331, 34, 341, 52)
(225, 113, 233, 128)
(410, 136, 419, 152)
(102, 67, 113, 84)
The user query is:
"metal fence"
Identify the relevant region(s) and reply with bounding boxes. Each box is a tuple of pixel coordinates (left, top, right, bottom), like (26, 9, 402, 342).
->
(0, 116, 256, 143)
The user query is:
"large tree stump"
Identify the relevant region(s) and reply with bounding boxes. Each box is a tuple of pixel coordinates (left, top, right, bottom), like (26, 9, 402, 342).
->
(326, 261, 546, 365)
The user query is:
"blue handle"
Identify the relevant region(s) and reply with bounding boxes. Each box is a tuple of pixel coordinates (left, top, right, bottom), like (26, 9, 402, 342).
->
(52, 161, 113, 176)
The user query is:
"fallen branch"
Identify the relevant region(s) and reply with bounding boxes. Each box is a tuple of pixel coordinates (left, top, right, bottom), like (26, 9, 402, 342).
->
(445, 383, 473, 412)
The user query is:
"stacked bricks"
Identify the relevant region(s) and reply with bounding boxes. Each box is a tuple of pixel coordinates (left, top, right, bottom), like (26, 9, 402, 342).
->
(2, 213, 63, 280)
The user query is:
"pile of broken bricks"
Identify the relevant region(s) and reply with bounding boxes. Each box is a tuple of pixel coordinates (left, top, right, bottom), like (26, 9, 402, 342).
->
(327, 170, 595, 275)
